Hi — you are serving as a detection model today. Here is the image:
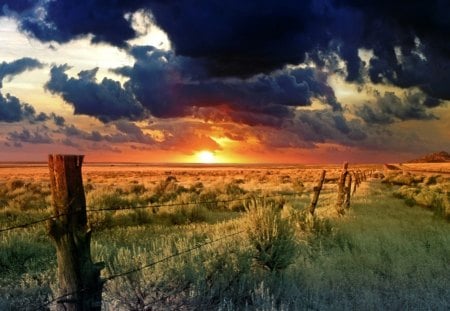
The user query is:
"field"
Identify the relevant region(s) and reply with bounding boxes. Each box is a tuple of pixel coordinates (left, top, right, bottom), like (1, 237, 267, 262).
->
(0, 162, 449, 310)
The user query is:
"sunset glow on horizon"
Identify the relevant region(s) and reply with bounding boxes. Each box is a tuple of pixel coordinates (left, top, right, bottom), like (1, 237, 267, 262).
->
(0, 2, 449, 164)
(196, 151, 216, 164)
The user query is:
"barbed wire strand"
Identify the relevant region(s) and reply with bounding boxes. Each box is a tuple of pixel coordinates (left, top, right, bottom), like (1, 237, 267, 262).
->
(0, 192, 300, 233)
(37, 229, 245, 310)
(86, 192, 297, 212)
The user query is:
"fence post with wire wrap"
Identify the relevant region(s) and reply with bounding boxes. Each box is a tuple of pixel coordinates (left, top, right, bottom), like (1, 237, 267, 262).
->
(47, 154, 104, 311)
(343, 172, 352, 209)
(309, 170, 326, 216)
(335, 162, 349, 216)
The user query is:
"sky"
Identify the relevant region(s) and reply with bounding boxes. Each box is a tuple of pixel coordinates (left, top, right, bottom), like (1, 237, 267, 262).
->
(0, 0, 449, 164)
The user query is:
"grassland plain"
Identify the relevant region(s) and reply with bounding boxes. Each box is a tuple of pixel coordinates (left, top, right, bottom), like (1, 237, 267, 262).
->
(0, 163, 449, 310)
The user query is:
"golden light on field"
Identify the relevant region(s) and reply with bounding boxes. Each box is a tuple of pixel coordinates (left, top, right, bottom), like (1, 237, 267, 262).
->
(196, 150, 216, 163)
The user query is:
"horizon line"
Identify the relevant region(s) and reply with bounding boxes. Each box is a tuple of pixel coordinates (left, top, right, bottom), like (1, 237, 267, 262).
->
(0, 160, 389, 166)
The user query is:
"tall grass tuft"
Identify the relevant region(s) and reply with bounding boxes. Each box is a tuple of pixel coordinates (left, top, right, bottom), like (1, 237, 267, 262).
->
(244, 198, 297, 272)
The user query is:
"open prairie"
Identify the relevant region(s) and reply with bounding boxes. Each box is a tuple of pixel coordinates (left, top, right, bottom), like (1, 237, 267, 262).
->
(0, 162, 449, 310)
(3, 1, 450, 309)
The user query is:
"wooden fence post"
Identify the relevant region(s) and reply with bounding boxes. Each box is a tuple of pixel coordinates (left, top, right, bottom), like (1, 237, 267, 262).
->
(357, 170, 362, 185)
(352, 171, 358, 195)
(47, 154, 104, 311)
(344, 173, 352, 209)
(335, 162, 348, 215)
(309, 170, 326, 216)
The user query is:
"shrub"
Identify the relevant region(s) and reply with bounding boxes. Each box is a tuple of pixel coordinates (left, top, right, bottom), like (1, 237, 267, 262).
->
(189, 182, 204, 194)
(292, 178, 305, 194)
(84, 182, 95, 193)
(423, 175, 438, 186)
(129, 184, 146, 195)
(88, 211, 114, 230)
(168, 205, 209, 225)
(392, 183, 450, 219)
(228, 200, 246, 212)
(129, 209, 152, 225)
(225, 181, 246, 196)
(279, 175, 291, 184)
(0, 236, 54, 277)
(296, 210, 333, 239)
(430, 192, 450, 221)
(86, 188, 133, 229)
(383, 173, 425, 186)
(7, 193, 47, 211)
(152, 176, 186, 202)
(6, 179, 25, 191)
(198, 191, 219, 210)
(87, 188, 130, 210)
(0, 279, 52, 310)
(244, 198, 297, 272)
(392, 186, 417, 199)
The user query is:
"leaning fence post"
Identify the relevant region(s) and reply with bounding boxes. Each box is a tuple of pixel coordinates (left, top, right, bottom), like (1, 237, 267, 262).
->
(344, 173, 352, 209)
(309, 170, 326, 216)
(47, 154, 104, 311)
(352, 171, 358, 195)
(356, 170, 362, 186)
(335, 162, 348, 215)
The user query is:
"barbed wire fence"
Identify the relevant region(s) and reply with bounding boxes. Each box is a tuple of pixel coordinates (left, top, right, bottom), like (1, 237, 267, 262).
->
(0, 155, 371, 310)
(0, 192, 302, 234)
(34, 228, 246, 310)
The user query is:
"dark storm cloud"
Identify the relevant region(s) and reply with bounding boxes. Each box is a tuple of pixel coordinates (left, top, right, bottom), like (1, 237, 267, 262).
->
(0, 93, 35, 122)
(3, 0, 450, 98)
(1, 0, 145, 47)
(253, 127, 316, 149)
(115, 47, 340, 121)
(3, 0, 448, 149)
(143, 0, 450, 102)
(1, 1, 36, 15)
(144, 121, 221, 153)
(333, 1, 450, 101)
(58, 121, 155, 145)
(356, 91, 437, 124)
(2, 0, 331, 73)
(0, 58, 49, 123)
(0, 57, 42, 88)
(7, 127, 53, 144)
(50, 113, 65, 126)
(292, 109, 367, 144)
(147, 0, 334, 77)
(45, 65, 144, 122)
(113, 120, 155, 144)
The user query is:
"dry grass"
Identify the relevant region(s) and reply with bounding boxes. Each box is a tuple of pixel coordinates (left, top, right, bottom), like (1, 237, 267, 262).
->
(399, 162, 450, 174)
(2, 163, 449, 310)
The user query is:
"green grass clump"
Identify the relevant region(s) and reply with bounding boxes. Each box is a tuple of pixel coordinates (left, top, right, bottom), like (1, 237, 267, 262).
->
(151, 176, 187, 203)
(244, 198, 297, 272)
(383, 172, 424, 186)
(86, 187, 150, 229)
(392, 179, 450, 220)
(0, 229, 56, 310)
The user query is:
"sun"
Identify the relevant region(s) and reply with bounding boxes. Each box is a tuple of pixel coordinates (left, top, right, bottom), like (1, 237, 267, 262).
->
(197, 150, 216, 163)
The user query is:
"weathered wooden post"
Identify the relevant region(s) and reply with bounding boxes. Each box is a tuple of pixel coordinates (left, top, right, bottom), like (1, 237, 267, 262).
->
(352, 171, 358, 195)
(309, 170, 326, 216)
(344, 173, 352, 209)
(47, 155, 104, 311)
(356, 170, 362, 185)
(335, 162, 348, 215)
